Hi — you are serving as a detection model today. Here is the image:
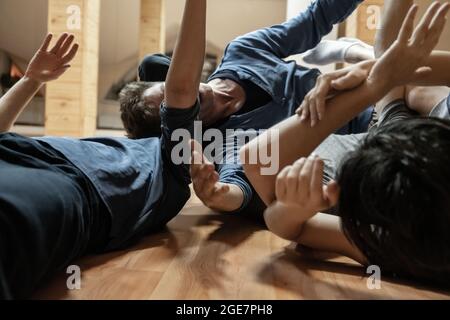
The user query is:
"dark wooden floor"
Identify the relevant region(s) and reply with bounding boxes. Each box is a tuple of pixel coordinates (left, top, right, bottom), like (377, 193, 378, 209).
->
(34, 192, 450, 300)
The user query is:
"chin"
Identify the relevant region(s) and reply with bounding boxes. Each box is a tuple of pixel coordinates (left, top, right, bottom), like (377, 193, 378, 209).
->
(199, 91, 214, 108)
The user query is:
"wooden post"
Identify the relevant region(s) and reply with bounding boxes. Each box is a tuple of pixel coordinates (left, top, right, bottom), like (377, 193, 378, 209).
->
(45, 0, 100, 137)
(139, 0, 166, 62)
(344, 0, 384, 45)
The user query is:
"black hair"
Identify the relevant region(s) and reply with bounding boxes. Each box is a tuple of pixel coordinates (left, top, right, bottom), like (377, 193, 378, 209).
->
(338, 117, 450, 287)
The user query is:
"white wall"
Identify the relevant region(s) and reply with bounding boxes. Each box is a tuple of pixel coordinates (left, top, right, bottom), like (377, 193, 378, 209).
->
(0, 0, 48, 60)
(165, 0, 287, 52)
(98, 0, 140, 98)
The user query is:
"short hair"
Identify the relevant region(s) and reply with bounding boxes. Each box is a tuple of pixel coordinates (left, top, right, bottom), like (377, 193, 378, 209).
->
(337, 117, 450, 287)
(119, 82, 162, 139)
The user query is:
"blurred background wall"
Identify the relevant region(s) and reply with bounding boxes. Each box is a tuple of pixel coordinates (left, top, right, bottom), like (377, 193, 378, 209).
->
(0, 0, 449, 135)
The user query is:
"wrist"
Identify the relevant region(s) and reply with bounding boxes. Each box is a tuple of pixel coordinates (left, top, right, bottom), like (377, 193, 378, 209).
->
(22, 74, 43, 87)
(365, 76, 391, 102)
(265, 201, 310, 241)
(275, 201, 316, 224)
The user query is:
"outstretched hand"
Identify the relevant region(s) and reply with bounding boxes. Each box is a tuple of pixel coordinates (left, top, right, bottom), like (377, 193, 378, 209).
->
(190, 140, 232, 210)
(25, 33, 79, 83)
(297, 1, 450, 128)
(368, 2, 450, 89)
(297, 60, 376, 127)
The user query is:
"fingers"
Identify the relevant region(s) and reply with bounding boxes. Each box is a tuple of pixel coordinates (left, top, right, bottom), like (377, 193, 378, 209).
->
(313, 77, 333, 123)
(202, 169, 219, 195)
(411, 2, 440, 46)
(190, 139, 207, 180)
(275, 165, 290, 201)
(62, 43, 79, 65)
(300, 101, 310, 121)
(286, 158, 306, 198)
(309, 98, 319, 127)
(189, 139, 224, 202)
(191, 158, 216, 192)
(39, 34, 53, 52)
(50, 33, 69, 54)
(298, 67, 360, 126)
(425, 3, 450, 49)
(409, 2, 449, 51)
(58, 34, 75, 57)
(310, 156, 325, 205)
(275, 155, 327, 211)
(331, 69, 366, 91)
(190, 139, 204, 165)
(398, 4, 419, 44)
(315, 90, 326, 123)
(298, 156, 315, 199)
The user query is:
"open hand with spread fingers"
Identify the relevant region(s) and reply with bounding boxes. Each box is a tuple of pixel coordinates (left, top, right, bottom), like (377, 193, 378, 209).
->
(297, 1, 450, 128)
(25, 33, 79, 83)
(368, 2, 450, 90)
(190, 139, 244, 212)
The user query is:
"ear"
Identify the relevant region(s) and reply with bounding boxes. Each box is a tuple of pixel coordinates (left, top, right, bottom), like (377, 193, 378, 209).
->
(324, 180, 340, 207)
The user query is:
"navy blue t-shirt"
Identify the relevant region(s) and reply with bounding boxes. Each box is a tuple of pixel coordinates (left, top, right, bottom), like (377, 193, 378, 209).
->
(37, 102, 199, 249)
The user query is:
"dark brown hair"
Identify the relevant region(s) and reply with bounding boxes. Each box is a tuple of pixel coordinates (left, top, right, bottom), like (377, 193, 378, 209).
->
(119, 82, 162, 139)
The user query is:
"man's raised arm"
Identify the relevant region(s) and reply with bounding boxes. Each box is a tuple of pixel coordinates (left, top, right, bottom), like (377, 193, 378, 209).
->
(164, 0, 207, 109)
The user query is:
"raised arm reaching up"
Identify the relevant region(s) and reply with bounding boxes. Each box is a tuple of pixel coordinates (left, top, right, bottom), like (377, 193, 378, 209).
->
(242, 2, 450, 207)
(164, 0, 207, 109)
(0, 33, 78, 133)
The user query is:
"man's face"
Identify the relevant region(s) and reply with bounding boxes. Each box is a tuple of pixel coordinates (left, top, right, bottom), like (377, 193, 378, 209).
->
(198, 83, 215, 110)
(142, 82, 215, 114)
(143, 83, 165, 111)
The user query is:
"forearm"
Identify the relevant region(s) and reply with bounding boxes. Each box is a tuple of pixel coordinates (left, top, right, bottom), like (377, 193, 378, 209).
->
(242, 81, 387, 206)
(264, 202, 312, 241)
(165, 0, 206, 108)
(296, 213, 367, 265)
(374, 0, 413, 57)
(374, 0, 412, 110)
(265, 205, 367, 264)
(0, 77, 42, 132)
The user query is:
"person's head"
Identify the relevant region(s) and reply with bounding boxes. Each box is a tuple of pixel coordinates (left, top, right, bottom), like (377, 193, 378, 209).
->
(337, 118, 450, 286)
(119, 81, 165, 138)
(119, 81, 215, 139)
(119, 53, 217, 139)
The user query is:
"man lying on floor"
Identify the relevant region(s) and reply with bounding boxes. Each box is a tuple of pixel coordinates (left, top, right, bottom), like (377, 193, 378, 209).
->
(241, 1, 450, 287)
(0, 0, 207, 300)
(119, 0, 372, 222)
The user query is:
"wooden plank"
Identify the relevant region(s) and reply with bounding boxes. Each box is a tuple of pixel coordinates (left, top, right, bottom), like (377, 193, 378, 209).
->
(345, 0, 384, 45)
(34, 190, 450, 300)
(139, 0, 165, 61)
(46, 0, 100, 137)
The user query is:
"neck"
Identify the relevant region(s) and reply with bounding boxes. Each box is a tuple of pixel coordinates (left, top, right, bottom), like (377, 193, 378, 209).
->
(208, 78, 246, 103)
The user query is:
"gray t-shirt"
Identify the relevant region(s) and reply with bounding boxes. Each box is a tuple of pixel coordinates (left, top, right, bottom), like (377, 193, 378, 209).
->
(315, 95, 450, 184)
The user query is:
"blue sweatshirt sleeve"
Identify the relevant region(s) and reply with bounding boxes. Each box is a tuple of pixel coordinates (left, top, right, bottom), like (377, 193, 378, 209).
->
(225, 0, 363, 59)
